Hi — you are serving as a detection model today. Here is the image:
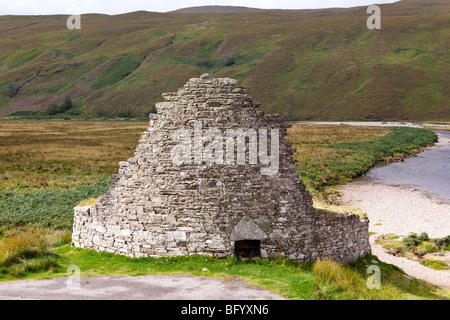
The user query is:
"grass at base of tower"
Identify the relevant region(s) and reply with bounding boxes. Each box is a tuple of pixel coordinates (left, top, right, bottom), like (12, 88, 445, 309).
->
(0, 229, 448, 300)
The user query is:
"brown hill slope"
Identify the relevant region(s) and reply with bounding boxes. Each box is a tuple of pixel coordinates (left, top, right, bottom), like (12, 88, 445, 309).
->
(170, 6, 263, 13)
(0, 0, 448, 121)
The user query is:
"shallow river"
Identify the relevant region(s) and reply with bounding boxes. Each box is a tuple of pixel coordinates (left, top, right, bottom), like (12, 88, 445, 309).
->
(360, 130, 450, 203)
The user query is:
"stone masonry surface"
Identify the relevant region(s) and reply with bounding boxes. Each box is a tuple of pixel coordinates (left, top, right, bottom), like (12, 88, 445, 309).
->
(72, 74, 371, 263)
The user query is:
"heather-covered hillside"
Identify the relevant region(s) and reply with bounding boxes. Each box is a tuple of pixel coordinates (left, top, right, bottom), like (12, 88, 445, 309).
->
(0, 0, 449, 120)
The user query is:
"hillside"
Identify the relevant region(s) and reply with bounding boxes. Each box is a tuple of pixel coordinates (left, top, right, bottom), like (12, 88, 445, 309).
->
(0, 0, 449, 120)
(170, 6, 262, 13)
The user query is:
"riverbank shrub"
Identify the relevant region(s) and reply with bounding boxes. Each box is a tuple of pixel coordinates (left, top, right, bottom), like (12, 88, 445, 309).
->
(433, 236, 450, 250)
(403, 232, 430, 248)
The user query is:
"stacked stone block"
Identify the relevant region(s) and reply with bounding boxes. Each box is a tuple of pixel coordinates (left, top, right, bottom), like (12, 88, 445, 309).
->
(72, 74, 371, 263)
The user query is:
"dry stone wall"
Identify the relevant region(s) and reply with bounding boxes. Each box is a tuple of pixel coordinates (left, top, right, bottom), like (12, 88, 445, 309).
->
(72, 74, 371, 264)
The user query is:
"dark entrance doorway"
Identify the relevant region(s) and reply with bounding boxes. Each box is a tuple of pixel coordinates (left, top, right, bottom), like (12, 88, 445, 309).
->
(235, 240, 261, 259)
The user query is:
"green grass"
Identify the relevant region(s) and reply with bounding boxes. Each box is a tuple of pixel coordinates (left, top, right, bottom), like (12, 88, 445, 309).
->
(0, 177, 111, 229)
(53, 49, 63, 59)
(330, 127, 437, 156)
(7, 50, 41, 70)
(1, 252, 60, 278)
(0, 228, 70, 278)
(1, 241, 447, 300)
(67, 31, 81, 42)
(91, 54, 141, 89)
(420, 259, 448, 270)
(56, 246, 316, 300)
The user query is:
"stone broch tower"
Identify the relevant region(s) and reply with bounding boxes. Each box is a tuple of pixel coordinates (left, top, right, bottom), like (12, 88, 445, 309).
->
(72, 74, 371, 263)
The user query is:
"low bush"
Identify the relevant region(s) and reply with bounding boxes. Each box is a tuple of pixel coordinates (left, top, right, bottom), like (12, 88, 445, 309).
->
(0, 230, 61, 278)
(43, 96, 74, 116)
(224, 57, 235, 66)
(196, 58, 212, 67)
(44, 103, 64, 116)
(94, 108, 108, 117)
(116, 107, 133, 118)
(311, 257, 402, 300)
(6, 83, 17, 98)
(144, 105, 157, 117)
(403, 232, 430, 248)
(432, 236, 450, 250)
(418, 242, 438, 254)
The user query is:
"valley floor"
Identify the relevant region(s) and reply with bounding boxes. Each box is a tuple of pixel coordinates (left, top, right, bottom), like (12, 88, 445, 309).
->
(337, 131, 450, 290)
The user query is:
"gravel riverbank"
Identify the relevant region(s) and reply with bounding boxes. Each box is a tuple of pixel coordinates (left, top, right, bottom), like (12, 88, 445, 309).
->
(338, 131, 450, 289)
(340, 183, 450, 289)
(340, 183, 450, 239)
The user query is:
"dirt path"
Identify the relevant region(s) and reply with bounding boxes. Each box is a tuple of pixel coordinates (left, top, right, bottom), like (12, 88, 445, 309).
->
(0, 274, 287, 300)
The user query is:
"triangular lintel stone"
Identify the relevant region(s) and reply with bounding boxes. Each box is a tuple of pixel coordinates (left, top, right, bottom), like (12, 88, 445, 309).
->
(230, 216, 267, 241)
